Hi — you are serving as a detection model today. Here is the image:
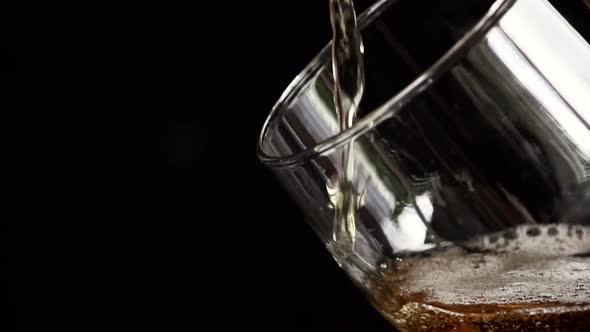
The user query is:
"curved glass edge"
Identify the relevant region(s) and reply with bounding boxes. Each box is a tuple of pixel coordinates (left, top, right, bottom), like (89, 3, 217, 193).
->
(257, 0, 517, 168)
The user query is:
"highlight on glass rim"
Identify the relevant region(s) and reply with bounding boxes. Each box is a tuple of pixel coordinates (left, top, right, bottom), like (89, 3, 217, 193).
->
(258, 0, 590, 330)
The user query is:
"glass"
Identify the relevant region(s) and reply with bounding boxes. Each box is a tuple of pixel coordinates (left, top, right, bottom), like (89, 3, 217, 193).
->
(257, 0, 590, 330)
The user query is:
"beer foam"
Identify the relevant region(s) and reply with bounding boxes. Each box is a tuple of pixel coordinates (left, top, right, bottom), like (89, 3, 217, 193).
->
(391, 224, 590, 306)
(464, 223, 590, 256)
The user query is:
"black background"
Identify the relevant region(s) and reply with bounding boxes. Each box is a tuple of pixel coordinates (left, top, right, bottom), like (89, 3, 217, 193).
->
(4, 0, 395, 330)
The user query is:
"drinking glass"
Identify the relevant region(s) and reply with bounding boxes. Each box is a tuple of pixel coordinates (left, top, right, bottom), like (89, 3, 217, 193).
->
(257, 0, 590, 330)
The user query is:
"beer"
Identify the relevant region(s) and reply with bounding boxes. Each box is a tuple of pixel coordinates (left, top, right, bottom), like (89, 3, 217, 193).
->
(367, 224, 590, 331)
(328, 0, 365, 251)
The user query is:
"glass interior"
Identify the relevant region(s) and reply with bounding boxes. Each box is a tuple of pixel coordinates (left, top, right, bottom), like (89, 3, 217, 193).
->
(258, 0, 590, 330)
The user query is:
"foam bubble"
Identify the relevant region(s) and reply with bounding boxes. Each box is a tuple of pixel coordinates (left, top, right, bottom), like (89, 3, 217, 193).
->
(464, 224, 590, 257)
(385, 224, 590, 306)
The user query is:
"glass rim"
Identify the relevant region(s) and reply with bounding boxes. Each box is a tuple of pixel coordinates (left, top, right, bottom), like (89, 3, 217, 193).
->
(257, 0, 516, 168)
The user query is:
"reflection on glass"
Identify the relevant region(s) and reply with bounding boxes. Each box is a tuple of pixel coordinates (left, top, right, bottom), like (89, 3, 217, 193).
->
(258, 0, 590, 330)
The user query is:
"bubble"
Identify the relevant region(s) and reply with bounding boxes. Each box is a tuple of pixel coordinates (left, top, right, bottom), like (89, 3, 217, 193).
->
(503, 229, 518, 240)
(526, 227, 541, 237)
(381, 224, 590, 308)
(489, 234, 500, 244)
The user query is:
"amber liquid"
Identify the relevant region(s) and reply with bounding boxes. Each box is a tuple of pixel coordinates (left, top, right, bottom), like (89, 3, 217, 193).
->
(328, 0, 365, 249)
(367, 224, 590, 331)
